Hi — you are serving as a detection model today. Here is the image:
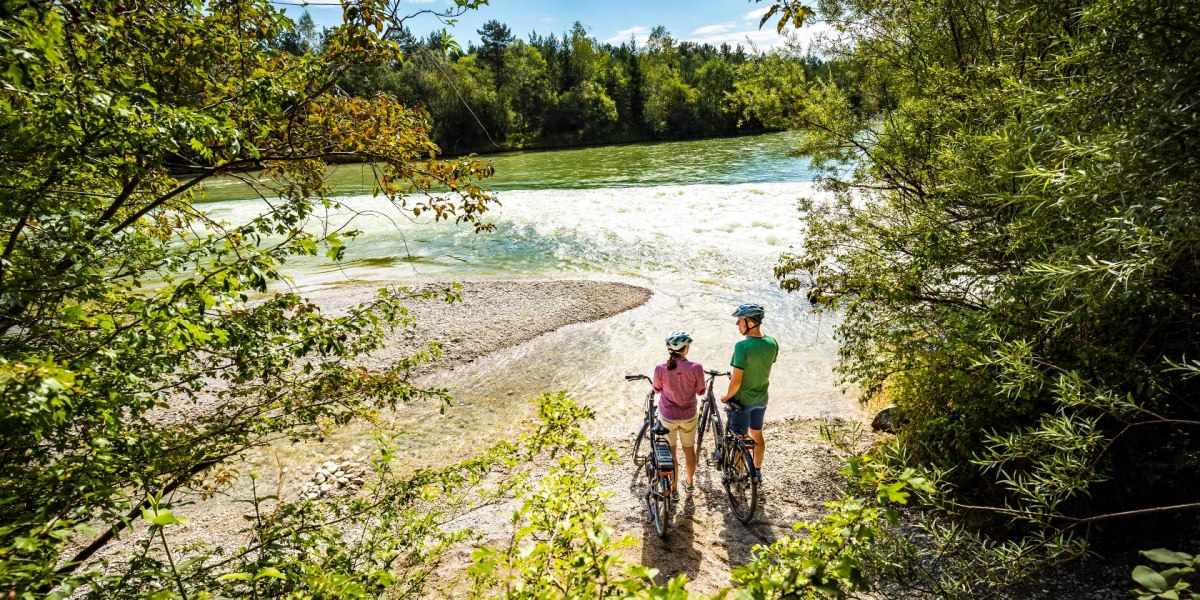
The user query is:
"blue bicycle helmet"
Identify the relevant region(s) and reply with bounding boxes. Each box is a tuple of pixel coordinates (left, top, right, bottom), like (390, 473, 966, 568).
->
(731, 303, 765, 321)
(665, 330, 693, 352)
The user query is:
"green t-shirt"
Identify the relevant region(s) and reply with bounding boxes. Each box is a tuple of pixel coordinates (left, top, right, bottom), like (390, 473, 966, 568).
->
(730, 335, 779, 406)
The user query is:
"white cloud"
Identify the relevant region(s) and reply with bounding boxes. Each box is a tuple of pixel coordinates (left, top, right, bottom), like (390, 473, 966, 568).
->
(603, 25, 651, 46)
(742, 7, 770, 21)
(692, 23, 735, 36)
(682, 20, 834, 53)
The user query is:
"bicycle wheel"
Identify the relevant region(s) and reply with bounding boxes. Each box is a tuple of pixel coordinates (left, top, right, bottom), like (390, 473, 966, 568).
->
(695, 398, 710, 459)
(649, 476, 669, 538)
(705, 405, 724, 465)
(723, 440, 759, 524)
(645, 488, 665, 537)
(632, 421, 649, 467)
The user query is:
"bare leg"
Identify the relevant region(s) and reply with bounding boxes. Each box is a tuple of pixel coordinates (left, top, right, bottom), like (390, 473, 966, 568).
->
(667, 443, 679, 491)
(749, 428, 765, 470)
(682, 444, 696, 486)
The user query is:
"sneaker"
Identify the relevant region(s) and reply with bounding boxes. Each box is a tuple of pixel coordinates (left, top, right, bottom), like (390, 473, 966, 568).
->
(753, 468, 763, 484)
(711, 449, 722, 464)
(684, 480, 694, 494)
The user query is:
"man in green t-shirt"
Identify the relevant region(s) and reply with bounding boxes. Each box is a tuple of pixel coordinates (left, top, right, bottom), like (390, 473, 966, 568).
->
(720, 303, 778, 481)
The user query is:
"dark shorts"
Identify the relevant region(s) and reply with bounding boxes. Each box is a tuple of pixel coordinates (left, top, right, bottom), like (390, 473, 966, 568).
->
(726, 401, 767, 434)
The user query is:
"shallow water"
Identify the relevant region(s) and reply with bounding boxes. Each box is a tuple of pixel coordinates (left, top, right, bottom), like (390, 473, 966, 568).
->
(204, 132, 859, 470)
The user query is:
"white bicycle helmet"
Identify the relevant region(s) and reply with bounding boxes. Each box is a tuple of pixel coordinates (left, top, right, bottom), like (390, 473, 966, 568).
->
(665, 330, 693, 352)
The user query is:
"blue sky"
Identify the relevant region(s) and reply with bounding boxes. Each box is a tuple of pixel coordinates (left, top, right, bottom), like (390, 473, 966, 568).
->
(284, 0, 828, 52)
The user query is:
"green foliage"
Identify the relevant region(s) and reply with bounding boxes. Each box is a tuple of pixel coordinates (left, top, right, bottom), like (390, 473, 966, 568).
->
(761, 0, 1200, 546)
(71, 392, 602, 599)
(1132, 549, 1198, 600)
(467, 395, 691, 600)
(340, 18, 844, 150)
(0, 0, 497, 595)
(731, 453, 934, 599)
(753, 1, 817, 34)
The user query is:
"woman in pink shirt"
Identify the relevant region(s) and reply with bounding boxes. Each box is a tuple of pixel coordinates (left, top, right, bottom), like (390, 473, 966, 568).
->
(653, 330, 706, 491)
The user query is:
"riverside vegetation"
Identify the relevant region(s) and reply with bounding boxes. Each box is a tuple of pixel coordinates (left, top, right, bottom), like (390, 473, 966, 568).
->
(2, 0, 1198, 599)
(299, 13, 852, 154)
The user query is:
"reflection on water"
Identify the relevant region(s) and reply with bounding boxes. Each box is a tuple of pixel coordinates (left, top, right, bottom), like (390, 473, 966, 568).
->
(194, 132, 815, 202)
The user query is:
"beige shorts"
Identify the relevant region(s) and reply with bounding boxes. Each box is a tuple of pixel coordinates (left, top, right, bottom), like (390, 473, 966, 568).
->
(660, 414, 698, 448)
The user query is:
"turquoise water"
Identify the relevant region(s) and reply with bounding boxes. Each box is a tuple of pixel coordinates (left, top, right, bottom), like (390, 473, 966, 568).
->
(196, 132, 817, 201)
(204, 132, 855, 463)
(477, 133, 818, 190)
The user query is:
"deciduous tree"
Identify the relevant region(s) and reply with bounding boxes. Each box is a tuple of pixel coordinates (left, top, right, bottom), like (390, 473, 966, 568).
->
(0, 0, 495, 594)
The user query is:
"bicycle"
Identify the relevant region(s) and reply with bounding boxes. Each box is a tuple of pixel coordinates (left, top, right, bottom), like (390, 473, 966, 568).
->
(626, 373, 676, 537)
(695, 369, 759, 524)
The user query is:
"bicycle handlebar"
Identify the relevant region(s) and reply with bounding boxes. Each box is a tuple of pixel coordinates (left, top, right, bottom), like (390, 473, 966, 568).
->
(625, 374, 651, 382)
(704, 369, 731, 378)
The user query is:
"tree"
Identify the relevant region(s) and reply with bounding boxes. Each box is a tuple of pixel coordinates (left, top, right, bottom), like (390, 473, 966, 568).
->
(756, 0, 1200, 563)
(476, 19, 513, 88)
(499, 42, 554, 142)
(557, 80, 620, 139)
(274, 10, 321, 55)
(693, 58, 738, 136)
(0, 0, 497, 595)
(434, 54, 507, 152)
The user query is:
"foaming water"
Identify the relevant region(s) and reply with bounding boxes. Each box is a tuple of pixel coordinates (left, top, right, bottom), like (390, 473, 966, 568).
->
(204, 180, 857, 425)
(202, 135, 861, 470)
(204, 181, 817, 280)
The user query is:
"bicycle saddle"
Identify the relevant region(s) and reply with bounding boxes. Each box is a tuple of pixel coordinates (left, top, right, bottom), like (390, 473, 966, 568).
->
(651, 421, 670, 436)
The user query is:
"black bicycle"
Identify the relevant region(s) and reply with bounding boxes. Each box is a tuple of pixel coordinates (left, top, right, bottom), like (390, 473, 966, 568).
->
(695, 369, 759, 524)
(627, 374, 676, 537)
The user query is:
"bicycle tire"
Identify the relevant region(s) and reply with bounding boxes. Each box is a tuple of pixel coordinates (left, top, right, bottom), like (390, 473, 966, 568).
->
(705, 404, 724, 465)
(723, 440, 759, 524)
(662, 474, 676, 525)
(695, 397, 710, 458)
(650, 475, 670, 538)
(646, 487, 665, 537)
(632, 421, 649, 467)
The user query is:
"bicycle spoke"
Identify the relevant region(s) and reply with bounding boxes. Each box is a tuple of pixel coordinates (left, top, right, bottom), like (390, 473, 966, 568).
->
(652, 476, 669, 537)
(723, 440, 759, 524)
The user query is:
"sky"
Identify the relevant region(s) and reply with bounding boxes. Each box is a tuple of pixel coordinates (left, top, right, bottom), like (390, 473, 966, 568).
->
(282, 0, 830, 53)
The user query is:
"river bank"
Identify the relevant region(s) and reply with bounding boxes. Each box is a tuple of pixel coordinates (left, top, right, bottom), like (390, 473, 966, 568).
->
(83, 279, 652, 573)
(79, 277, 1137, 597)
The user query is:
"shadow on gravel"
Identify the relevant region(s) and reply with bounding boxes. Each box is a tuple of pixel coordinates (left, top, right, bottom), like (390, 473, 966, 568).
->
(639, 490, 703, 585)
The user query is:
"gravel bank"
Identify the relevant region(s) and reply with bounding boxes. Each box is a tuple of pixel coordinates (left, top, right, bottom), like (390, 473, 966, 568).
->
(304, 279, 653, 376)
(83, 279, 652, 574)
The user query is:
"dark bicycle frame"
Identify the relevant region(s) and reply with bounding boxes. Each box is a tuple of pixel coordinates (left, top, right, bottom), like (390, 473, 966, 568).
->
(626, 373, 676, 537)
(695, 369, 759, 524)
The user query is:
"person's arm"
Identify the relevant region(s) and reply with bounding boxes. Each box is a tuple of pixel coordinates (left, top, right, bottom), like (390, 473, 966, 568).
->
(721, 367, 743, 403)
(652, 365, 664, 392)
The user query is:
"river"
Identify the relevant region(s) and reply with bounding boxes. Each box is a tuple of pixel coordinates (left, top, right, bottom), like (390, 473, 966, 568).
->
(202, 132, 858, 465)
